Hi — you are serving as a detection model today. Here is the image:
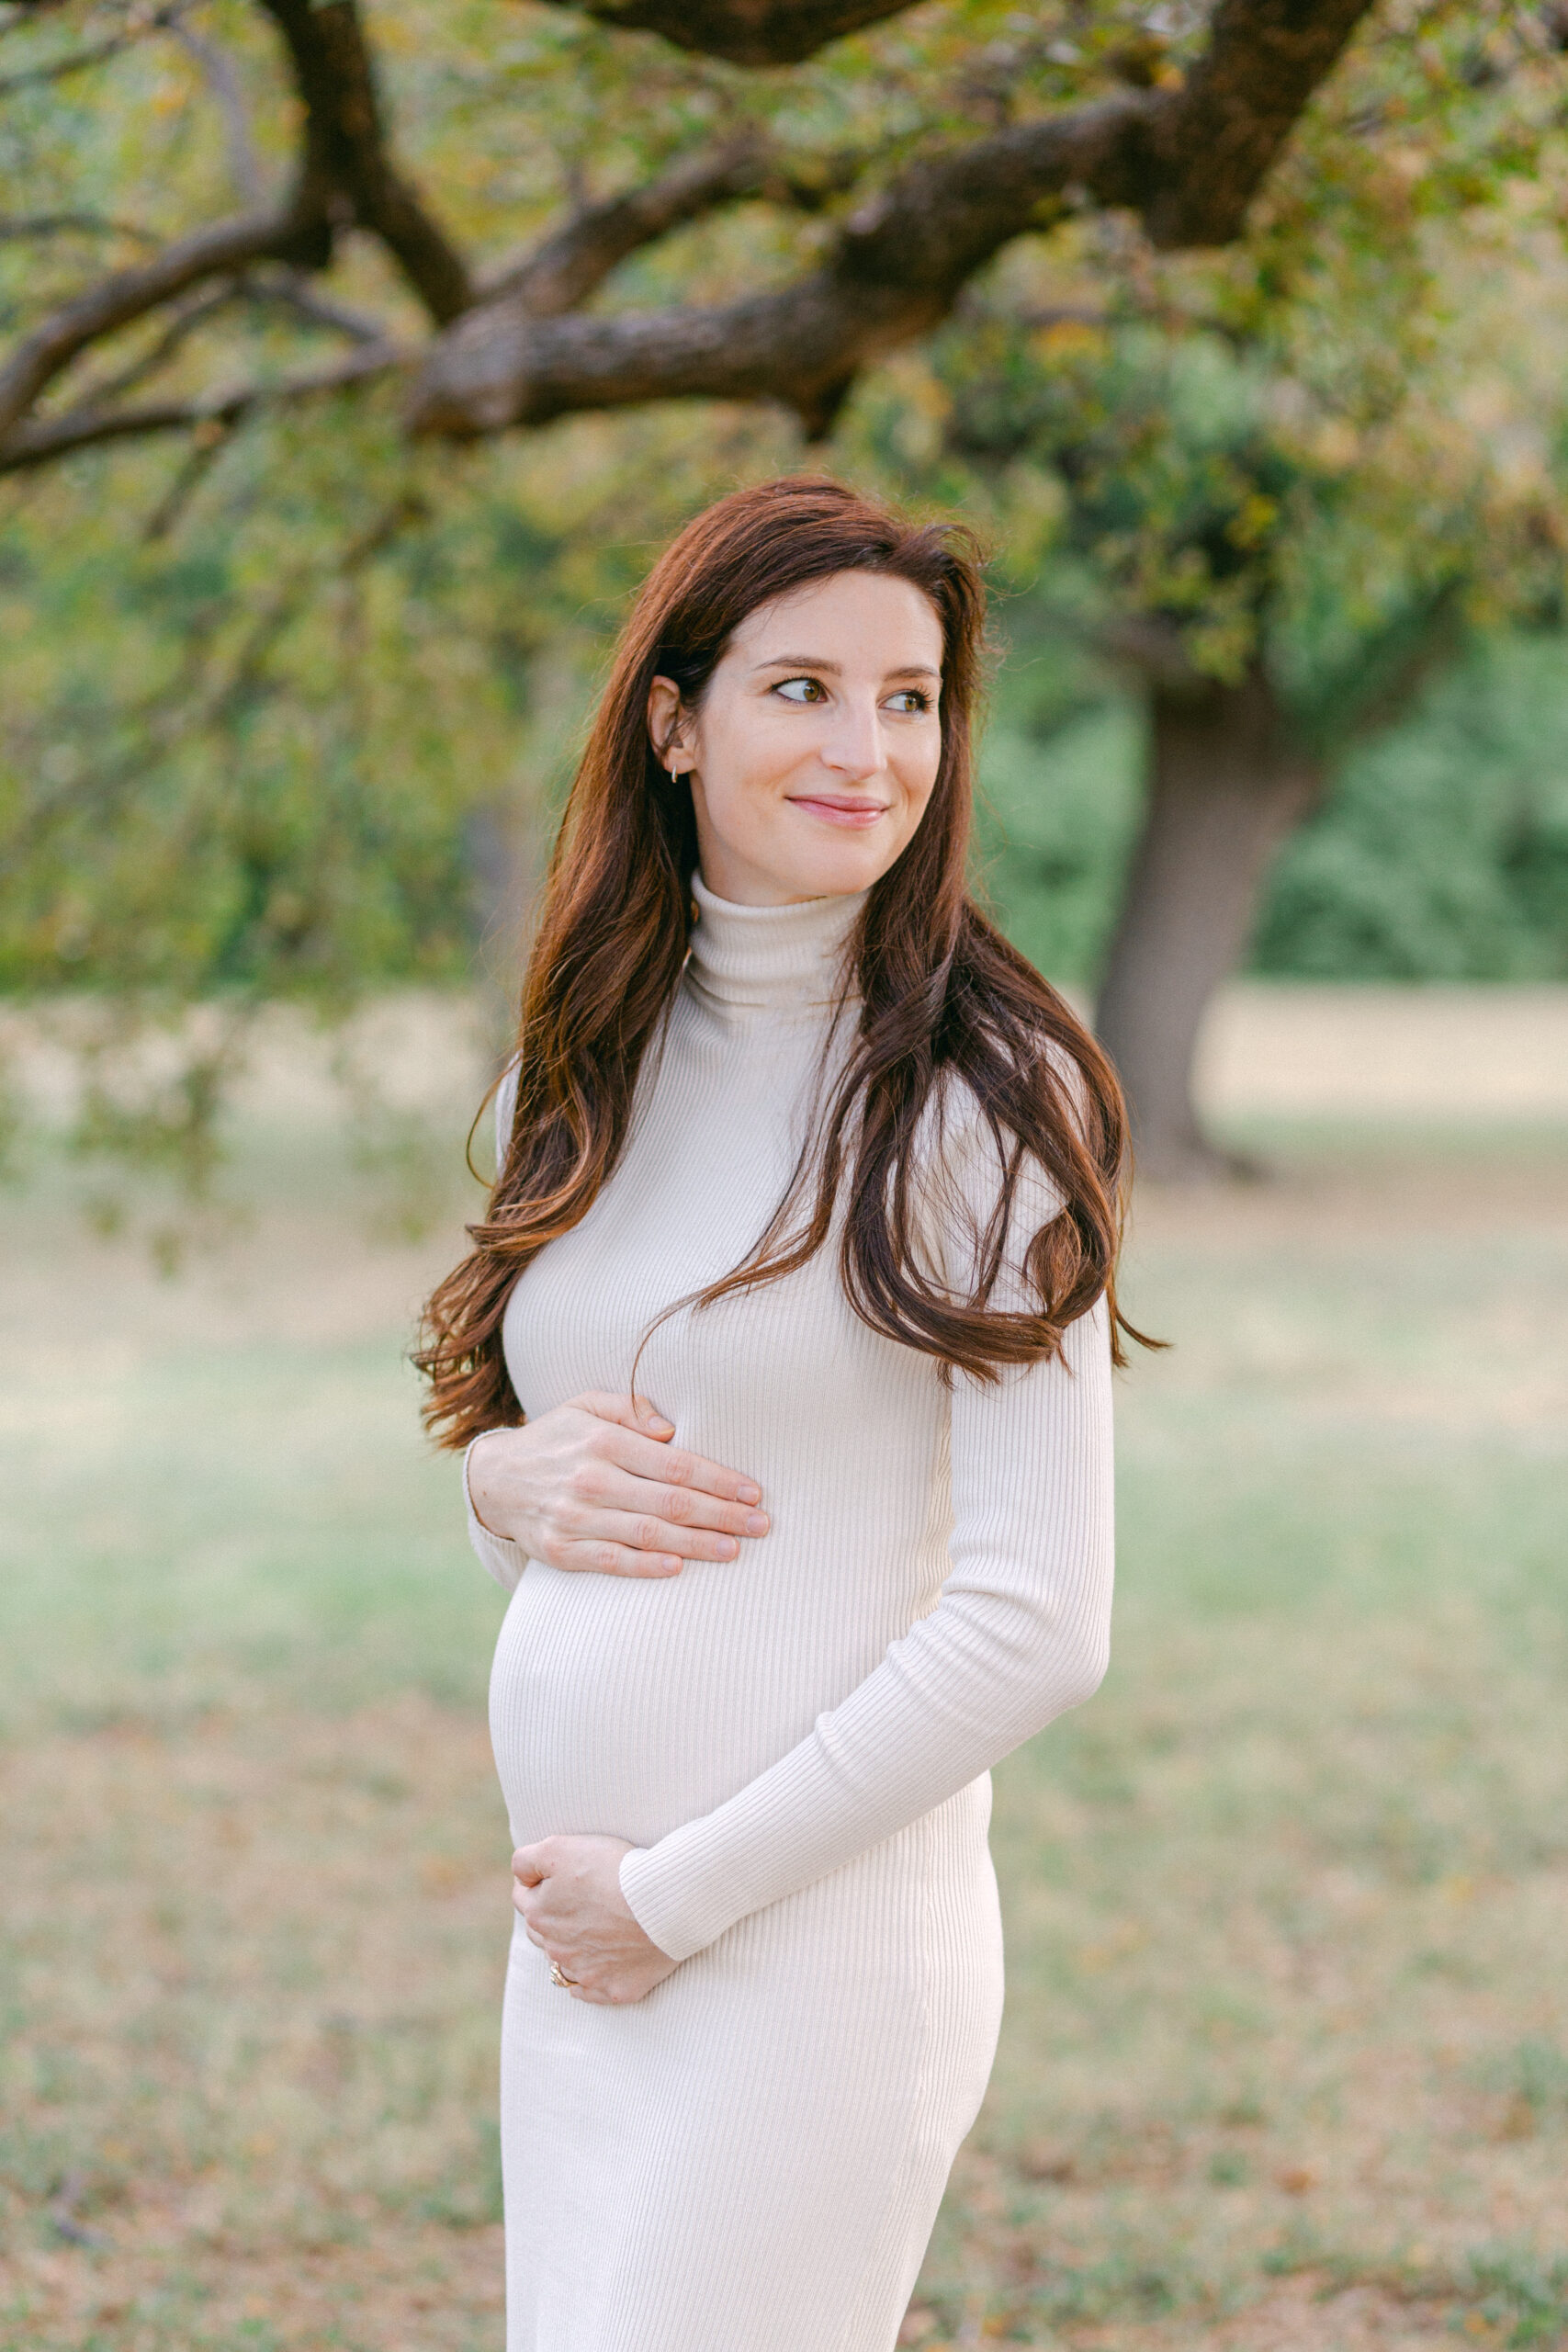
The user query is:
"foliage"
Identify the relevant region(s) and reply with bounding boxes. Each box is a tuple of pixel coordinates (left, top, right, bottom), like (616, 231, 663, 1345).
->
(1258, 632, 1568, 979)
(856, 0, 1568, 731)
(0, 396, 746, 1005)
(3, 0, 1568, 1203)
(973, 624, 1568, 984)
(834, 5, 1568, 1008)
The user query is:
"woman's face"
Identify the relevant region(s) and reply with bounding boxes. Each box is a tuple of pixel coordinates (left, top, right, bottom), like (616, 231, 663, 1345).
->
(648, 569, 946, 906)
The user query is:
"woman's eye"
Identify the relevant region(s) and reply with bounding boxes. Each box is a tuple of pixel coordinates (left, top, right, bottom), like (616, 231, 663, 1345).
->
(886, 689, 932, 714)
(773, 676, 826, 703)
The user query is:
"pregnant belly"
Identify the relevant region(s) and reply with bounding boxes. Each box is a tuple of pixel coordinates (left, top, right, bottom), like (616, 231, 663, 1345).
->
(487, 1555, 890, 1850)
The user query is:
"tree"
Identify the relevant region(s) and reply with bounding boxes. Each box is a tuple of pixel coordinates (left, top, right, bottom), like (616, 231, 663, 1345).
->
(866, 6, 1568, 1171)
(2, 0, 1562, 1197)
(0, 0, 1373, 475)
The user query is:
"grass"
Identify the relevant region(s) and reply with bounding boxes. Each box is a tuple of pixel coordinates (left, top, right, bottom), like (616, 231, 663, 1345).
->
(1, 1104, 1565, 2351)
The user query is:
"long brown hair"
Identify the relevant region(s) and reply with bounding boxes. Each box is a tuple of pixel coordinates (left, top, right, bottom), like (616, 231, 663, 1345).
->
(418, 476, 1145, 1448)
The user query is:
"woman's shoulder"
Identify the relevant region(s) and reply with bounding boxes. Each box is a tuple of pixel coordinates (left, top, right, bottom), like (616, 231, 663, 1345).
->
(907, 1069, 1071, 1293)
(919, 1033, 1087, 1185)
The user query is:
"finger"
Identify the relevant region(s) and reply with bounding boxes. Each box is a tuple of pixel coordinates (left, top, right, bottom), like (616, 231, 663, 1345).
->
(560, 1540, 686, 1580)
(592, 1470, 770, 1544)
(512, 1846, 547, 1885)
(575, 1389, 677, 1440)
(591, 1425, 764, 1509)
(597, 1508, 757, 1565)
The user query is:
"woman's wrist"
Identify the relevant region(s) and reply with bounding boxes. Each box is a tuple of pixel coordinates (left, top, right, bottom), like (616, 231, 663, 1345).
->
(464, 1429, 517, 1540)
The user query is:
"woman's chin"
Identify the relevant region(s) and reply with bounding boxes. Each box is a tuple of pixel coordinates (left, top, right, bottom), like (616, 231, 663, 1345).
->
(774, 829, 906, 901)
(702, 815, 911, 905)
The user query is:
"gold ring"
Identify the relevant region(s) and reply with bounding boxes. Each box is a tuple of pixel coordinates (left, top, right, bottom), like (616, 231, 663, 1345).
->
(549, 1961, 577, 1989)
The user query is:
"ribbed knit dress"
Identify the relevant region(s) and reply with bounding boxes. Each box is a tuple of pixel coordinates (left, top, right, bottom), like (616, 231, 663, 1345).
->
(465, 875, 1115, 2352)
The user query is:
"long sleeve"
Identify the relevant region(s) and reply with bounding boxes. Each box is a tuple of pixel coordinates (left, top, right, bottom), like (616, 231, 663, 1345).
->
(463, 1063, 526, 1596)
(465, 1434, 526, 1594)
(619, 1134, 1115, 1964)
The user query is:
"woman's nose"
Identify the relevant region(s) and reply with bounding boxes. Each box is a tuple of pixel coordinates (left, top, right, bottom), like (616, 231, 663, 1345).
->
(818, 699, 885, 777)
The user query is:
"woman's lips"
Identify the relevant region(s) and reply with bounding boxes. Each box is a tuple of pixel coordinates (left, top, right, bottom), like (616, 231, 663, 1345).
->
(786, 795, 888, 829)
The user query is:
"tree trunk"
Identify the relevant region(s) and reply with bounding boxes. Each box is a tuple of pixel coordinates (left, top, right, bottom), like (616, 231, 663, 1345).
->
(1094, 663, 1320, 1182)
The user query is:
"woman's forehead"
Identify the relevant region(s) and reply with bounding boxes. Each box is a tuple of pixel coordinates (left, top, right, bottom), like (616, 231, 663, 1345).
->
(726, 571, 945, 662)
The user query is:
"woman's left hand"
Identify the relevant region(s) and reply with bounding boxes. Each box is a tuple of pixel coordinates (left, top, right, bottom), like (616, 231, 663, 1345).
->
(512, 1835, 679, 2005)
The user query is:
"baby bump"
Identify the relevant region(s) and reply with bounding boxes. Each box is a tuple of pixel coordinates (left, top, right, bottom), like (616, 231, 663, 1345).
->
(487, 1555, 885, 1851)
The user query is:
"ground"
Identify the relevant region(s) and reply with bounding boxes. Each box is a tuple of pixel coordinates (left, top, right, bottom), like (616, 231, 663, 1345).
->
(1, 989, 1564, 2352)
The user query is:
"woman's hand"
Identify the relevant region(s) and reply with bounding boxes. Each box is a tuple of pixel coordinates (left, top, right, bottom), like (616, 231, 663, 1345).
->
(513, 1835, 678, 2005)
(468, 1391, 768, 1579)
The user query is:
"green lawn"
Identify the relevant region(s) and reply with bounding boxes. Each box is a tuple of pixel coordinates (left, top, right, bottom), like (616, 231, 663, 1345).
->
(2, 1109, 1564, 2350)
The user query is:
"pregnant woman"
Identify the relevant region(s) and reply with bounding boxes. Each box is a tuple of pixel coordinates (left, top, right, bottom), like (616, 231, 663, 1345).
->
(417, 477, 1138, 2352)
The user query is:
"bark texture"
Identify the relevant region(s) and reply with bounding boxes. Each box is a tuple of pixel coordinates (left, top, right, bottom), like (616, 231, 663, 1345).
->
(528, 0, 916, 65)
(1094, 668, 1321, 1182)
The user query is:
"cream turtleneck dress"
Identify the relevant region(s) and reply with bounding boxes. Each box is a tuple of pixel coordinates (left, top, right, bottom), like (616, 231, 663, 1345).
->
(467, 876, 1114, 2352)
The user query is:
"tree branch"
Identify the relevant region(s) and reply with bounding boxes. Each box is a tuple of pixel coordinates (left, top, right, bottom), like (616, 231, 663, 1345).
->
(407, 96, 1147, 436)
(0, 340, 406, 474)
(0, 0, 1377, 470)
(1140, 0, 1379, 246)
(0, 207, 305, 441)
(172, 22, 268, 208)
(0, 1, 189, 96)
(0, 0, 462, 446)
(0, 211, 157, 244)
(529, 0, 916, 68)
(248, 269, 390, 345)
(254, 0, 473, 323)
(411, 0, 1375, 440)
(43, 265, 386, 419)
(488, 132, 855, 315)
(73, 278, 243, 410)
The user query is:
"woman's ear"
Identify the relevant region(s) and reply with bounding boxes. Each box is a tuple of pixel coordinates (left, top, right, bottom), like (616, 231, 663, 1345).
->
(647, 675, 689, 774)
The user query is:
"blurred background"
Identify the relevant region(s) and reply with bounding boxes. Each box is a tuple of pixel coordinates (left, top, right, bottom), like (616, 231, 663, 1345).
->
(2, 2, 1566, 2346)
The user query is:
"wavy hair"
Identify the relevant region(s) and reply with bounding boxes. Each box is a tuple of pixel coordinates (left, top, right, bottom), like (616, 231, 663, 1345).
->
(417, 477, 1146, 1447)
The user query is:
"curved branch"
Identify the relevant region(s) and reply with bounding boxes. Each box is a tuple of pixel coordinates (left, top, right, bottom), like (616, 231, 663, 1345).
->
(173, 22, 268, 208)
(410, 275, 935, 439)
(489, 132, 856, 315)
(0, 0, 464, 447)
(0, 206, 303, 441)
(527, 0, 916, 68)
(255, 0, 473, 322)
(0, 340, 406, 473)
(0, 211, 158, 244)
(73, 278, 243, 410)
(1141, 0, 1378, 246)
(409, 96, 1149, 436)
(0, 2, 189, 96)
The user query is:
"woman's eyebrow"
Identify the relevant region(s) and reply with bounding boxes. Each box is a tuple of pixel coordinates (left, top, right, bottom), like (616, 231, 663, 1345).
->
(751, 654, 942, 680)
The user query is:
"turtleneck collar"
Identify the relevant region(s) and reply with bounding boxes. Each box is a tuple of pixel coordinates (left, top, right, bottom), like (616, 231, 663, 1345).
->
(684, 870, 865, 1021)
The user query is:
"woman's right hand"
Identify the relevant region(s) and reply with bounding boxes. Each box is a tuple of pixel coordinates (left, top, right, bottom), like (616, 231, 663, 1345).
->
(467, 1393, 769, 1579)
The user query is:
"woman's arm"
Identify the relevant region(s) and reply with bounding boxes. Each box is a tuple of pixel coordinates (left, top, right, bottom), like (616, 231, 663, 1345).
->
(465, 1430, 529, 1592)
(465, 1064, 529, 1589)
(617, 1138, 1115, 1965)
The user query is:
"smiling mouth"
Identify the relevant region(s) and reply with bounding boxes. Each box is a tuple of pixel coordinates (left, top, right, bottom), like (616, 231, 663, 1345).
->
(786, 795, 889, 829)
